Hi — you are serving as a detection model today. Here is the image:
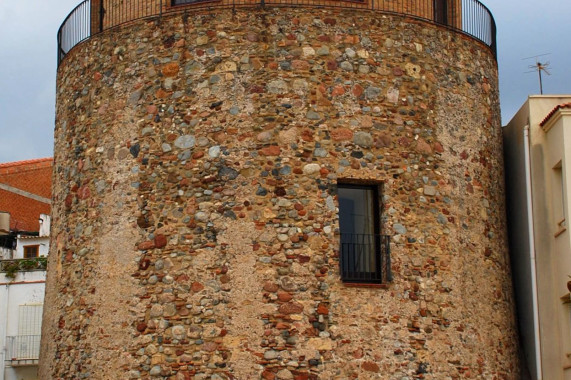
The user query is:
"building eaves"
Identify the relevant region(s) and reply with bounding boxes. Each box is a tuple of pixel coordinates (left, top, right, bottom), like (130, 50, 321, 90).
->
(0, 157, 53, 175)
(540, 103, 571, 128)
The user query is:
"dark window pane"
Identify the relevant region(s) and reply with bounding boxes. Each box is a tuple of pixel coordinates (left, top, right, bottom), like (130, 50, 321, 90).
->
(338, 184, 384, 283)
(338, 187, 375, 236)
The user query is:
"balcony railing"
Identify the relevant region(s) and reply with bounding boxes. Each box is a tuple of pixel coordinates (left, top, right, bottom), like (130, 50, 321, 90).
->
(57, 0, 496, 66)
(0, 258, 48, 279)
(5, 335, 41, 364)
(340, 234, 391, 283)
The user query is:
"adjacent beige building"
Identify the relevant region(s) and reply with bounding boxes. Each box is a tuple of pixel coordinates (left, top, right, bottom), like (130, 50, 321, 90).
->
(504, 96, 571, 380)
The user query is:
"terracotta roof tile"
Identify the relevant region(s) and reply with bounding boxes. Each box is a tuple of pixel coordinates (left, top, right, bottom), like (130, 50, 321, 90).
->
(0, 157, 52, 171)
(540, 103, 571, 127)
(0, 158, 52, 198)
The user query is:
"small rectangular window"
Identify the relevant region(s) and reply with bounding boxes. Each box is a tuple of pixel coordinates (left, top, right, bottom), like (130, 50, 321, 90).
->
(337, 183, 390, 284)
(23, 245, 39, 258)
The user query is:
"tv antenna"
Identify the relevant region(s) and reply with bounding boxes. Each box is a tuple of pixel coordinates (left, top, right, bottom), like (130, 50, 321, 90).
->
(523, 53, 551, 95)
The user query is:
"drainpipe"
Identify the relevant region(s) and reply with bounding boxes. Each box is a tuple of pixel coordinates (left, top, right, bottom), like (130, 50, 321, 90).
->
(524, 124, 543, 380)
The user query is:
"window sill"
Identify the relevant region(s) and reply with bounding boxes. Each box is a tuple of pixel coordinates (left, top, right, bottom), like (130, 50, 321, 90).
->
(343, 282, 389, 289)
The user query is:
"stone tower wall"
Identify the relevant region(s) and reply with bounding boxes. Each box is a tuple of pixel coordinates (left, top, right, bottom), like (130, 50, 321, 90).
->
(41, 8, 519, 379)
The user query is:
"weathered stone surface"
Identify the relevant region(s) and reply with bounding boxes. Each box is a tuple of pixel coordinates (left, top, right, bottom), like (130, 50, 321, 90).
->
(278, 302, 304, 314)
(162, 62, 179, 77)
(263, 281, 279, 293)
(353, 132, 373, 148)
(307, 338, 332, 350)
(424, 186, 437, 196)
(174, 135, 195, 149)
(416, 138, 433, 154)
(264, 350, 279, 360)
(331, 128, 353, 141)
(276, 369, 293, 379)
(362, 361, 380, 372)
(393, 223, 407, 235)
(306, 110, 320, 120)
(302, 164, 320, 175)
(171, 325, 186, 340)
(267, 80, 288, 94)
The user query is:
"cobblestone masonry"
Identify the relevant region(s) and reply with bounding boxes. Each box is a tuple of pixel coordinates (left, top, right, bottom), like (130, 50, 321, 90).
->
(41, 8, 520, 379)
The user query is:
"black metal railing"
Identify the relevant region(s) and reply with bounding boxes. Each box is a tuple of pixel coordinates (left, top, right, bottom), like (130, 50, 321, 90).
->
(340, 233, 391, 283)
(57, 0, 91, 65)
(6, 335, 41, 361)
(57, 0, 496, 66)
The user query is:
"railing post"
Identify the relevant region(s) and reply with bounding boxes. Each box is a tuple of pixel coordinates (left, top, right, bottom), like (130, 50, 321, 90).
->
(491, 17, 497, 59)
(99, 0, 104, 32)
(57, 30, 62, 66)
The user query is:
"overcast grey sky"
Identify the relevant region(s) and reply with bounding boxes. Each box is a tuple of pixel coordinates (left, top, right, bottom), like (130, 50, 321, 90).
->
(0, 0, 570, 163)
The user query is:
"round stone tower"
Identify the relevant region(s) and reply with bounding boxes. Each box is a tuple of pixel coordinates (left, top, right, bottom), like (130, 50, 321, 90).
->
(41, 0, 520, 378)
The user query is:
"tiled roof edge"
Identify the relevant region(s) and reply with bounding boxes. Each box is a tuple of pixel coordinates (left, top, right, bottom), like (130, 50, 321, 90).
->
(0, 157, 53, 169)
(540, 103, 571, 127)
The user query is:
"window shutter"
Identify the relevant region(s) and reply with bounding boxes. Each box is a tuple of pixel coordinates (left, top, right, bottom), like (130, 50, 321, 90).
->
(18, 304, 43, 336)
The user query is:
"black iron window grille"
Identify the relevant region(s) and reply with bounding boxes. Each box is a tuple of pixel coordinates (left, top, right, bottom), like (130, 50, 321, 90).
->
(337, 183, 391, 284)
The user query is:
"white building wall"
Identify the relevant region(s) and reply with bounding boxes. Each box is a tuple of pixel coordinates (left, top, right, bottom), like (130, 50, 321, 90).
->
(0, 269, 46, 380)
(38, 215, 50, 238)
(0, 209, 50, 380)
(0, 248, 10, 261)
(13, 237, 49, 260)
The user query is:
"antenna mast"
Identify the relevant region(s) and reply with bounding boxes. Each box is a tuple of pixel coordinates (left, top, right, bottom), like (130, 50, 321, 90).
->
(523, 54, 551, 95)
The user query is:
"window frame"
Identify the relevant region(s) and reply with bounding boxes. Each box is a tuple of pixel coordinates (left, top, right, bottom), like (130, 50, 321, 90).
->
(337, 181, 389, 284)
(23, 245, 39, 259)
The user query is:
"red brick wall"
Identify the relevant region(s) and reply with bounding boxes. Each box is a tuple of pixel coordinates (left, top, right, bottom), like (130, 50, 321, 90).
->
(0, 158, 52, 231)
